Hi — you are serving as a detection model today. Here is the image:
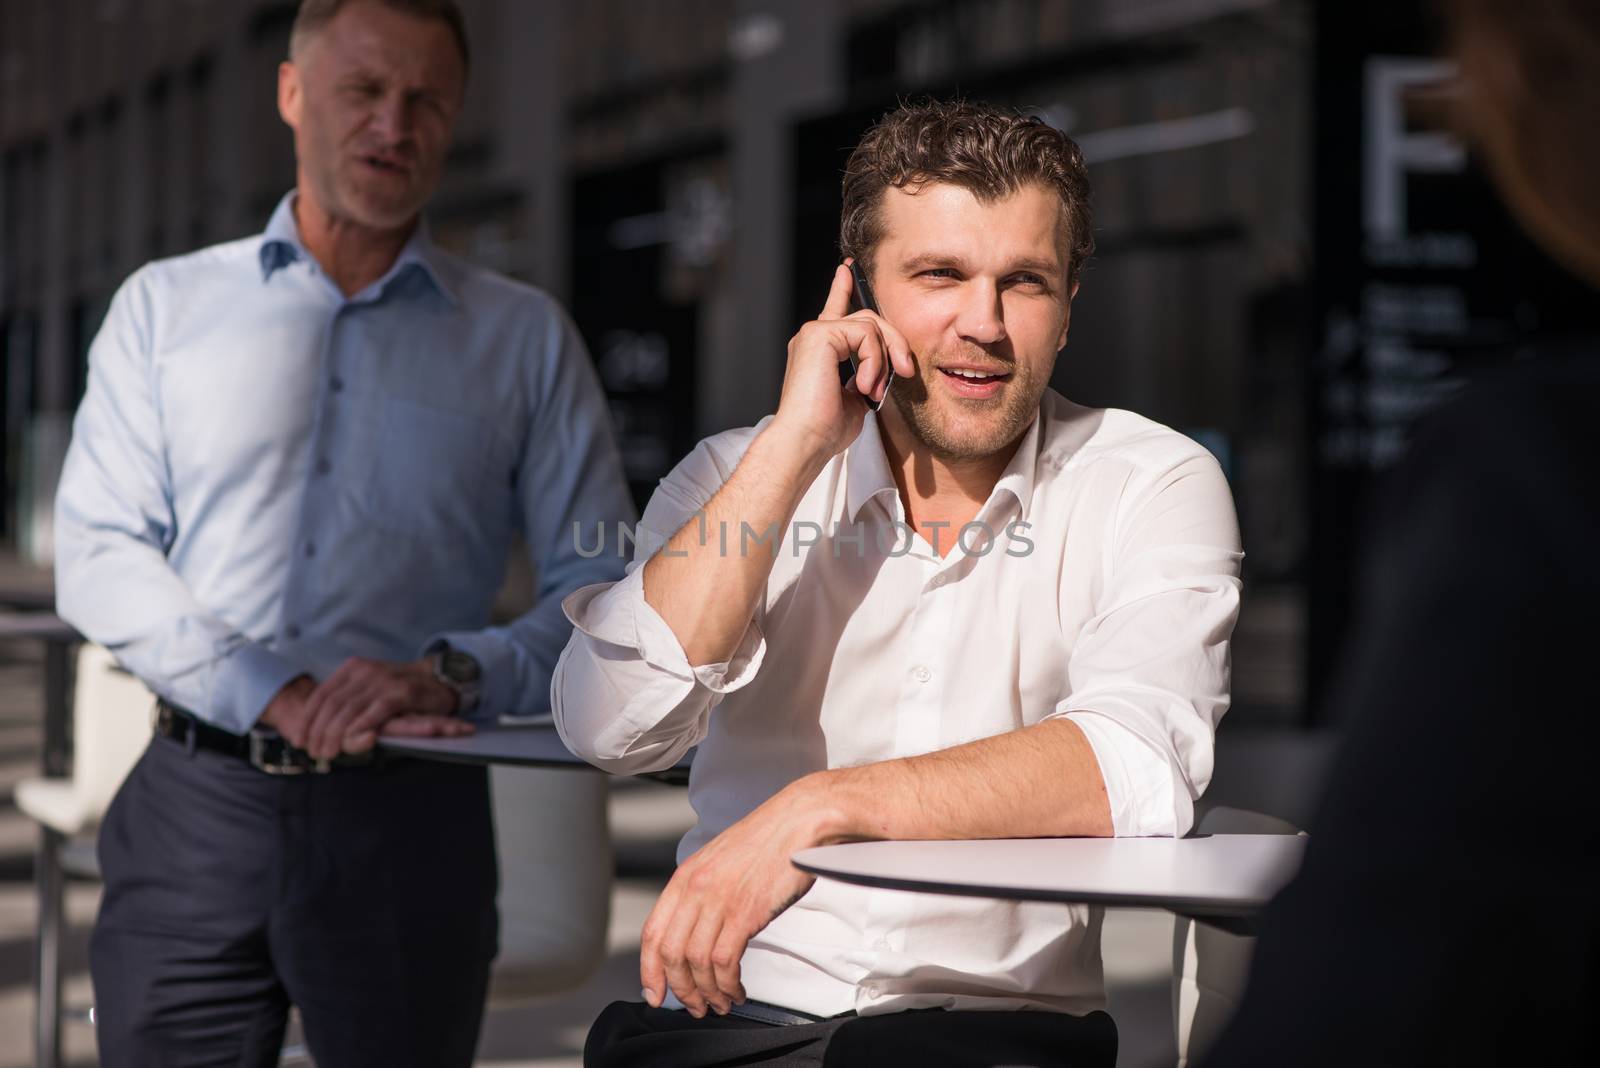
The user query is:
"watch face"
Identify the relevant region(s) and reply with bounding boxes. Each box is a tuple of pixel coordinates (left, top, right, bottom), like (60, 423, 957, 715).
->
(441, 649, 481, 684)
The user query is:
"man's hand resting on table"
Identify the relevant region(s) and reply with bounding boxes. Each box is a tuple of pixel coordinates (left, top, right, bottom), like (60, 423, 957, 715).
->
(258, 658, 473, 760)
(640, 775, 836, 1018)
(635, 721, 1117, 1017)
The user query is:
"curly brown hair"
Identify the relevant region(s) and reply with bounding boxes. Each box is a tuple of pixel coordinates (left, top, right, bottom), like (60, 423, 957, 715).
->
(839, 99, 1094, 287)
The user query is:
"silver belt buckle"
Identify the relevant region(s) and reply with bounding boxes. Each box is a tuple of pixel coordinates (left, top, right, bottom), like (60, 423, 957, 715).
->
(248, 730, 313, 775)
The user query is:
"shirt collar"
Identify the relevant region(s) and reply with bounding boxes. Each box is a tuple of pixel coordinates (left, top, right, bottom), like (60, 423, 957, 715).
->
(257, 190, 460, 306)
(843, 405, 1045, 524)
(844, 414, 901, 523)
(258, 192, 302, 279)
(989, 411, 1042, 523)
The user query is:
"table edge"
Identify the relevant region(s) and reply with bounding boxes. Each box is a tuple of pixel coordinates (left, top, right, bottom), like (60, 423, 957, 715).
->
(375, 732, 692, 784)
(374, 733, 593, 769)
(791, 859, 1275, 917)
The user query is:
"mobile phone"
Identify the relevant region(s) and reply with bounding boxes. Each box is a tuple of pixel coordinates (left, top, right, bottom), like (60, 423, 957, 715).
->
(841, 260, 890, 411)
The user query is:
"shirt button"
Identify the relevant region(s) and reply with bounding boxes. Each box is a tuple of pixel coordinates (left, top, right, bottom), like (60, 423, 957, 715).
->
(303, 541, 316, 558)
(874, 939, 891, 951)
(329, 376, 344, 393)
(315, 459, 331, 476)
(285, 624, 301, 640)
(864, 984, 881, 999)
(912, 665, 931, 683)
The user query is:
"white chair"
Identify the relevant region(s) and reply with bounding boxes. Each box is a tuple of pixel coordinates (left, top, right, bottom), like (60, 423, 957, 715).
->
(16, 643, 155, 1068)
(1171, 804, 1304, 1067)
(487, 763, 612, 1002)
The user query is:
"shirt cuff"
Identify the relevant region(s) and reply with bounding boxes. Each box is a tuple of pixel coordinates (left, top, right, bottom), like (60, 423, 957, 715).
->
(206, 642, 304, 735)
(1061, 710, 1179, 838)
(563, 565, 766, 694)
(419, 629, 515, 722)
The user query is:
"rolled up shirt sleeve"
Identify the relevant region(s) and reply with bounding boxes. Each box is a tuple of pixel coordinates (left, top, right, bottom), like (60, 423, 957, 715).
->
(1050, 448, 1243, 839)
(553, 431, 766, 774)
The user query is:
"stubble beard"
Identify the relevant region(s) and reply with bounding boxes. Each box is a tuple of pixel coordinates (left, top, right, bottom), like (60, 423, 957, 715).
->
(304, 130, 430, 232)
(339, 159, 427, 230)
(888, 348, 1048, 462)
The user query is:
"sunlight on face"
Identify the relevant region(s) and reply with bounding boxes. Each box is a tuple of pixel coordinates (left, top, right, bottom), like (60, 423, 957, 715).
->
(870, 182, 1075, 461)
(280, 0, 465, 230)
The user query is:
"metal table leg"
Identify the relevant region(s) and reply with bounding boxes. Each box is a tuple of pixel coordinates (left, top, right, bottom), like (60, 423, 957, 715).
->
(36, 636, 75, 1068)
(35, 826, 64, 1068)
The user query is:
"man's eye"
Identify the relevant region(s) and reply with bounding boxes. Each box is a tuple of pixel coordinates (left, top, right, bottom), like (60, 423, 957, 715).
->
(1010, 273, 1047, 288)
(921, 268, 958, 279)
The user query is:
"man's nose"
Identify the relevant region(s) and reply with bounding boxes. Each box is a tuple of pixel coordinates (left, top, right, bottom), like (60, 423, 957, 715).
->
(370, 92, 413, 144)
(955, 280, 1007, 346)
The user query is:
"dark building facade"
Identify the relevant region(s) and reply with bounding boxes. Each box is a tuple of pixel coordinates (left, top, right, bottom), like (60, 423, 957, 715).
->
(18, 0, 1574, 727)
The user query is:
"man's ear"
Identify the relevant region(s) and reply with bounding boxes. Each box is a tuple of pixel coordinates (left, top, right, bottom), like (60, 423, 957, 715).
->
(278, 61, 302, 130)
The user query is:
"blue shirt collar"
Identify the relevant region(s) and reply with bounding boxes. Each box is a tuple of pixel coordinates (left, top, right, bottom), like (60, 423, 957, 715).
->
(257, 190, 459, 306)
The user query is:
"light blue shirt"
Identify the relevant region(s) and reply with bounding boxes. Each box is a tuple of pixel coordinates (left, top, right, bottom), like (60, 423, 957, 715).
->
(54, 192, 635, 733)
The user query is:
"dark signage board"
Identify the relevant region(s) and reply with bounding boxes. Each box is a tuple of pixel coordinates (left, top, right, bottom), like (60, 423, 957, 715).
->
(1308, 2, 1593, 717)
(571, 152, 725, 510)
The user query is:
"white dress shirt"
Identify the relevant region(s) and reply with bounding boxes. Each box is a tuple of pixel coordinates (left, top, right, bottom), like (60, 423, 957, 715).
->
(553, 389, 1243, 1017)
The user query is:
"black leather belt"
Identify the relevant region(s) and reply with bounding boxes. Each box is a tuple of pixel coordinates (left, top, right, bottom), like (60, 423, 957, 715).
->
(725, 1000, 833, 1027)
(155, 701, 379, 775)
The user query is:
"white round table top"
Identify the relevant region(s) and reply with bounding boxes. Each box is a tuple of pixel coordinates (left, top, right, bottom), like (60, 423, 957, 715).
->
(792, 834, 1305, 919)
(378, 721, 692, 782)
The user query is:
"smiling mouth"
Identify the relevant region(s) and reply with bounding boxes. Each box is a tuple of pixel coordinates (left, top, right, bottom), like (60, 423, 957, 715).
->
(939, 367, 1012, 383)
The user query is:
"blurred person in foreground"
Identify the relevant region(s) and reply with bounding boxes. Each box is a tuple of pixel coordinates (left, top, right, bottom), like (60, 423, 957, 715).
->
(53, 1, 631, 1064)
(1201, 2, 1600, 1065)
(555, 98, 1243, 1067)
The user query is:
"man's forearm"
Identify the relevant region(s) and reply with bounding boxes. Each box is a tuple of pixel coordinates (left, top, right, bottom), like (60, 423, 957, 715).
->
(793, 717, 1114, 844)
(635, 717, 1115, 1014)
(642, 423, 829, 666)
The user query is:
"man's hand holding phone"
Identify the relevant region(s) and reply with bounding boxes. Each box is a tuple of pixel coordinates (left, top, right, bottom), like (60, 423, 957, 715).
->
(633, 263, 919, 1002)
(771, 261, 914, 465)
(842, 259, 894, 413)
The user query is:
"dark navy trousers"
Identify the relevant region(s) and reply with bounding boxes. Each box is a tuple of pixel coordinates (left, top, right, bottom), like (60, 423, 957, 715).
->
(91, 733, 499, 1067)
(586, 1000, 1118, 1067)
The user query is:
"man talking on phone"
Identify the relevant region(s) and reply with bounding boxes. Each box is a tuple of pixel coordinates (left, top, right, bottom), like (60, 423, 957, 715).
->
(555, 99, 1242, 1067)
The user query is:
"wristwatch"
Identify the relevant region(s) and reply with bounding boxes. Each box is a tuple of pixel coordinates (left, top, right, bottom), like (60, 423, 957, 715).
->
(428, 643, 482, 715)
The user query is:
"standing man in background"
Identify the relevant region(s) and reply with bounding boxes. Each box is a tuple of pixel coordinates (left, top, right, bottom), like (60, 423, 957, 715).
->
(53, 1, 633, 1064)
